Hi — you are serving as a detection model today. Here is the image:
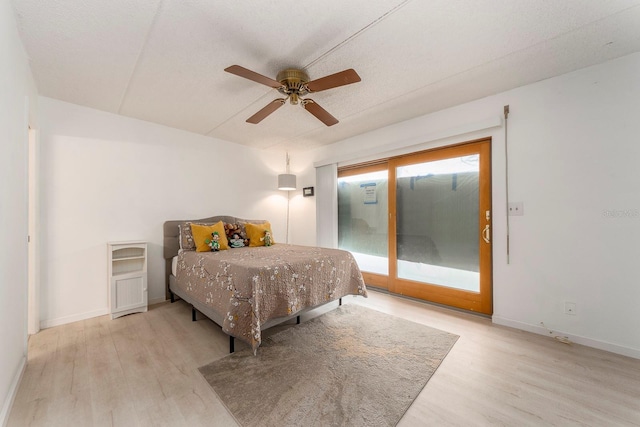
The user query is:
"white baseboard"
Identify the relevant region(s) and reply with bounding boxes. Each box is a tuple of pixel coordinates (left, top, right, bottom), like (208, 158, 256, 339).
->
(492, 316, 640, 360)
(1, 356, 26, 427)
(39, 300, 171, 328)
(149, 296, 168, 305)
(40, 308, 109, 329)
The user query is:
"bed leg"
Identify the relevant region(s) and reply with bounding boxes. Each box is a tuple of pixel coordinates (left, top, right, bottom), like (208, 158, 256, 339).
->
(296, 315, 301, 324)
(192, 307, 197, 321)
(339, 298, 342, 306)
(230, 336, 235, 353)
(170, 291, 175, 303)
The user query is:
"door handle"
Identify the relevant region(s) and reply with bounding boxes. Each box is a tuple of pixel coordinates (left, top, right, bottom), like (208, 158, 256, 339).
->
(482, 224, 491, 244)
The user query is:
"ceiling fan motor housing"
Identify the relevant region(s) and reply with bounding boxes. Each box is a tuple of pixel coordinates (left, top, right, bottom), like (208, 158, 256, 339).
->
(277, 69, 310, 103)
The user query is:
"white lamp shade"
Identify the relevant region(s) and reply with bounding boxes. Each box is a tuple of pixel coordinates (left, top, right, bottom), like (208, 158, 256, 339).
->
(278, 174, 297, 190)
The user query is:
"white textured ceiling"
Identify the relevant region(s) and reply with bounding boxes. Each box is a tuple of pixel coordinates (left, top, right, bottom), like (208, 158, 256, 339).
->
(12, 0, 640, 151)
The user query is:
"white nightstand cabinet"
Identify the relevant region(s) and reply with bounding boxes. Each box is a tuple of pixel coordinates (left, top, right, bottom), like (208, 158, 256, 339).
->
(108, 241, 148, 319)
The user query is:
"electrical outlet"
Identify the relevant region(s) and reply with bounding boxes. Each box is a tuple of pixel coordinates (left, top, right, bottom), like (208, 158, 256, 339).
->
(564, 302, 576, 315)
(508, 202, 524, 216)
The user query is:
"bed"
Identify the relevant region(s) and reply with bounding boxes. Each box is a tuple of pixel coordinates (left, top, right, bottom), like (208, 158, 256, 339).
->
(163, 215, 367, 353)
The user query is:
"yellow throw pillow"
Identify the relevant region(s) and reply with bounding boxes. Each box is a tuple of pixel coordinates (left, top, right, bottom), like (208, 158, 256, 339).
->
(245, 222, 275, 247)
(191, 221, 229, 252)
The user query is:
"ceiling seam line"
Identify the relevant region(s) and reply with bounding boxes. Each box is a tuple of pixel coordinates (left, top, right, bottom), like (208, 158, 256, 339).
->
(270, 0, 414, 146)
(226, 1, 640, 146)
(203, 90, 275, 136)
(116, 0, 166, 114)
(296, 2, 640, 132)
(208, 0, 413, 138)
(304, 0, 413, 69)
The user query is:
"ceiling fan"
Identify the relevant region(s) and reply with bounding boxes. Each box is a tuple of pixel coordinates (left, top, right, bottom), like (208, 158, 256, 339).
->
(224, 65, 361, 126)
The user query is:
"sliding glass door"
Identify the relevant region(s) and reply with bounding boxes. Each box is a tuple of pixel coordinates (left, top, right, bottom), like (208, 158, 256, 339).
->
(389, 140, 492, 314)
(338, 139, 492, 314)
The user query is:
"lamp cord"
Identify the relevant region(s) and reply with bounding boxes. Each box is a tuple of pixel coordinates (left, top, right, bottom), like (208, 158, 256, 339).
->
(284, 152, 292, 243)
(286, 190, 290, 244)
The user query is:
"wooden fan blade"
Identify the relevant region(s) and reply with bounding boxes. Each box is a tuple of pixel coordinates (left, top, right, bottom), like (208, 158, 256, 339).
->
(246, 99, 286, 124)
(306, 69, 361, 92)
(225, 65, 283, 89)
(302, 99, 338, 126)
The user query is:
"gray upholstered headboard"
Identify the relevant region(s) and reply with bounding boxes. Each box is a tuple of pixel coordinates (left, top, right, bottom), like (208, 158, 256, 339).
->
(162, 215, 266, 299)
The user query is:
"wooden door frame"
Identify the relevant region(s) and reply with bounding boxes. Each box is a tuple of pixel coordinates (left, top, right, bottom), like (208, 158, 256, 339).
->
(388, 138, 493, 314)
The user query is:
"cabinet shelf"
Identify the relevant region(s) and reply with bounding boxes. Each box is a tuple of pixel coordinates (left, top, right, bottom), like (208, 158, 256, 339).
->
(113, 255, 146, 262)
(112, 268, 145, 276)
(113, 247, 145, 259)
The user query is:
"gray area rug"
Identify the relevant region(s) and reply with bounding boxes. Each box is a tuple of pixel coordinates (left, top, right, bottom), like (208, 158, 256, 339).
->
(199, 304, 458, 427)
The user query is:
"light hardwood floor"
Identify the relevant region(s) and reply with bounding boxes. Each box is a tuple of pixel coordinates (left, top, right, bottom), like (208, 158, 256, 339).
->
(8, 289, 640, 426)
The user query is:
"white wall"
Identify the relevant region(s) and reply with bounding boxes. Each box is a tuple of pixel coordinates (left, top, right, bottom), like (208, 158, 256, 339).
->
(302, 52, 640, 358)
(38, 98, 287, 327)
(0, 0, 38, 423)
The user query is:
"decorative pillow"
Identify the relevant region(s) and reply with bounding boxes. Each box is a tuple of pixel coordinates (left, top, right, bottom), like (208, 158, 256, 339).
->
(245, 221, 275, 247)
(224, 223, 249, 248)
(179, 222, 198, 251)
(191, 221, 229, 252)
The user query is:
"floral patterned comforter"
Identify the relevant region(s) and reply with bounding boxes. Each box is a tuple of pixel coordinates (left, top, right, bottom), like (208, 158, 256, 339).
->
(175, 244, 367, 351)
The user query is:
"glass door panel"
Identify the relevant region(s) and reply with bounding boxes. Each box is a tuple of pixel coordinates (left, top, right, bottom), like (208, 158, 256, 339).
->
(395, 155, 480, 292)
(338, 169, 388, 276)
(389, 140, 492, 314)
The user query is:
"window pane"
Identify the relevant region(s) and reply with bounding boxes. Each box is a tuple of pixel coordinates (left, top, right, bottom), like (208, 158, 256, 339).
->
(338, 170, 388, 275)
